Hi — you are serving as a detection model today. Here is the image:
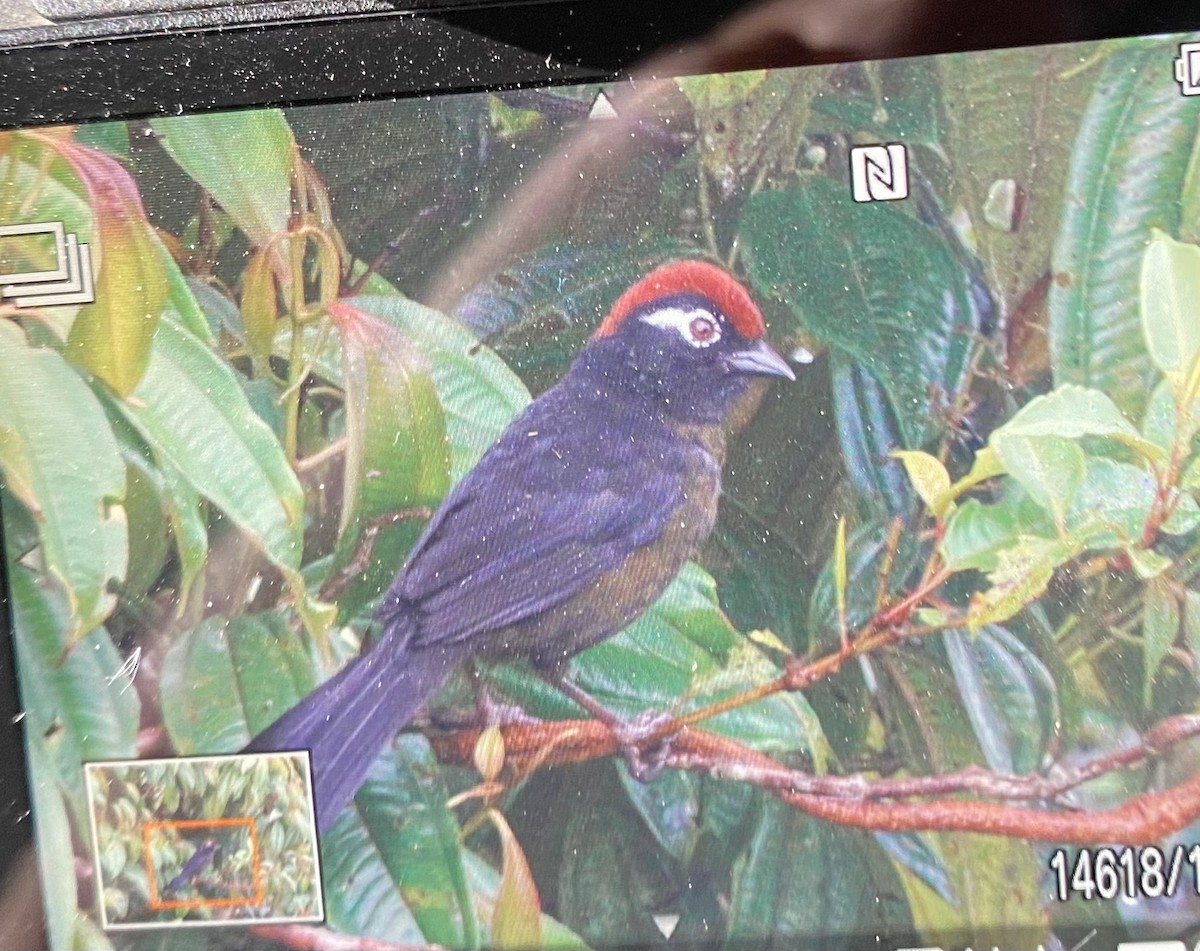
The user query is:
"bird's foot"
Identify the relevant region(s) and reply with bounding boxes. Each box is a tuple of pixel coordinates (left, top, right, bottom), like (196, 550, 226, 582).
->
(612, 711, 678, 783)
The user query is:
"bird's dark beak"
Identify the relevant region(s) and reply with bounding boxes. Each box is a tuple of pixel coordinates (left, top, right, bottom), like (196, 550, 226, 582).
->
(723, 340, 796, 381)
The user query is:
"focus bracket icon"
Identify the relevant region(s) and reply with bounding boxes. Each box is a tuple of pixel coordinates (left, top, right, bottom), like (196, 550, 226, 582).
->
(0, 221, 96, 308)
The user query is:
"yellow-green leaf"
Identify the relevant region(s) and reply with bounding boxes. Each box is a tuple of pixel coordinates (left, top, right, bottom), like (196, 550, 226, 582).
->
(489, 809, 542, 949)
(240, 250, 280, 360)
(833, 517, 848, 641)
(1142, 576, 1180, 707)
(1141, 230, 1200, 378)
(891, 450, 953, 517)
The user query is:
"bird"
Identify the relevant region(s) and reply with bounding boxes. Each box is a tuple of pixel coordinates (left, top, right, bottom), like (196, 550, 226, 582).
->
(164, 836, 220, 896)
(246, 259, 795, 831)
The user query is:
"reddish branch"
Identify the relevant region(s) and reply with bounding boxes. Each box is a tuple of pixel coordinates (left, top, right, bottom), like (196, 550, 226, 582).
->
(430, 713, 1200, 845)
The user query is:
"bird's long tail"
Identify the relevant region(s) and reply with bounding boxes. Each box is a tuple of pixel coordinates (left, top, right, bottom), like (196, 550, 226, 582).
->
(245, 617, 459, 831)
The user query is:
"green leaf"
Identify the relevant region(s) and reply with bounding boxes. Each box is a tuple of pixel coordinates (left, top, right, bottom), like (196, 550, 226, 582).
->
(833, 516, 848, 637)
(150, 110, 296, 245)
(329, 736, 478, 948)
(320, 812, 425, 945)
(679, 68, 830, 184)
(726, 799, 914, 948)
(1141, 378, 1179, 456)
(1142, 576, 1180, 707)
(992, 433, 1085, 526)
(330, 300, 451, 535)
(1140, 229, 1200, 377)
(121, 316, 304, 571)
(1065, 456, 1152, 546)
(1185, 454, 1200, 491)
(158, 455, 209, 609)
(941, 492, 1053, 573)
(9, 565, 139, 810)
(992, 383, 1164, 464)
(1048, 47, 1199, 418)
(891, 451, 952, 517)
(742, 178, 979, 447)
(160, 614, 313, 753)
(0, 323, 127, 639)
(334, 294, 529, 480)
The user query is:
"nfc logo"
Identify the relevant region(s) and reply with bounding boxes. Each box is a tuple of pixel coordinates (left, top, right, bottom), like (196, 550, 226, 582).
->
(1175, 42, 1200, 96)
(849, 143, 909, 203)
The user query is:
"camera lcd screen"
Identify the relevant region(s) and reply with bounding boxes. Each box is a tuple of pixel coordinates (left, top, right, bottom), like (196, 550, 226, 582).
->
(3, 27, 1200, 951)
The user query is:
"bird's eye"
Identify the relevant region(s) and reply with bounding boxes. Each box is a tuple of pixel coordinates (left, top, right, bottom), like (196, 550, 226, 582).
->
(688, 315, 719, 345)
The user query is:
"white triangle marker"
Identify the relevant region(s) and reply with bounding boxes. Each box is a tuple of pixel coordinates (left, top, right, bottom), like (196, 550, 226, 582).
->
(653, 914, 680, 939)
(588, 91, 618, 120)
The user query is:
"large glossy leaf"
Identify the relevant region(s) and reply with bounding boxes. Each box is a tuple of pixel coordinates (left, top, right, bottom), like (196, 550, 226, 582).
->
(150, 111, 296, 245)
(556, 771, 676, 947)
(329, 300, 451, 535)
(159, 613, 313, 753)
(488, 563, 828, 762)
(0, 323, 127, 639)
(1048, 47, 1199, 418)
(726, 800, 915, 950)
(121, 316, 304, 572)
(46, 136, 169, 396)
(829, 356, 913, 514)
(943, 627, 1046, 773)
(742, 178, 981, 447)
(323, 737, 476, 947)
(938, 43, 1094, 315)
(9, 565, 139, 809)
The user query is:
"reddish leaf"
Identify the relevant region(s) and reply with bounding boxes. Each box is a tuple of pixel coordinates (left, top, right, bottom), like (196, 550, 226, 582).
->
(42, 134, 168, 396)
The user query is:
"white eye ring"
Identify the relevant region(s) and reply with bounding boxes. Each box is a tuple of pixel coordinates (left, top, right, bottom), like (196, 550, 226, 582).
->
(640, 305, 723, 348)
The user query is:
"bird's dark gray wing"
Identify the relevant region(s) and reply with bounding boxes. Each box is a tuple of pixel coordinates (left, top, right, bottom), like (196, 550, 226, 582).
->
(388, 411, 687, 650)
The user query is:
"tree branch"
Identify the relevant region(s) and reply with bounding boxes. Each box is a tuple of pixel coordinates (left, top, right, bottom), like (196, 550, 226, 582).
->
(429, 713, 1200, 845)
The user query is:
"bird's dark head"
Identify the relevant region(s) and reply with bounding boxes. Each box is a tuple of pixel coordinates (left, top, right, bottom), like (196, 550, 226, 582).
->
(581, 260, 795, 424)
